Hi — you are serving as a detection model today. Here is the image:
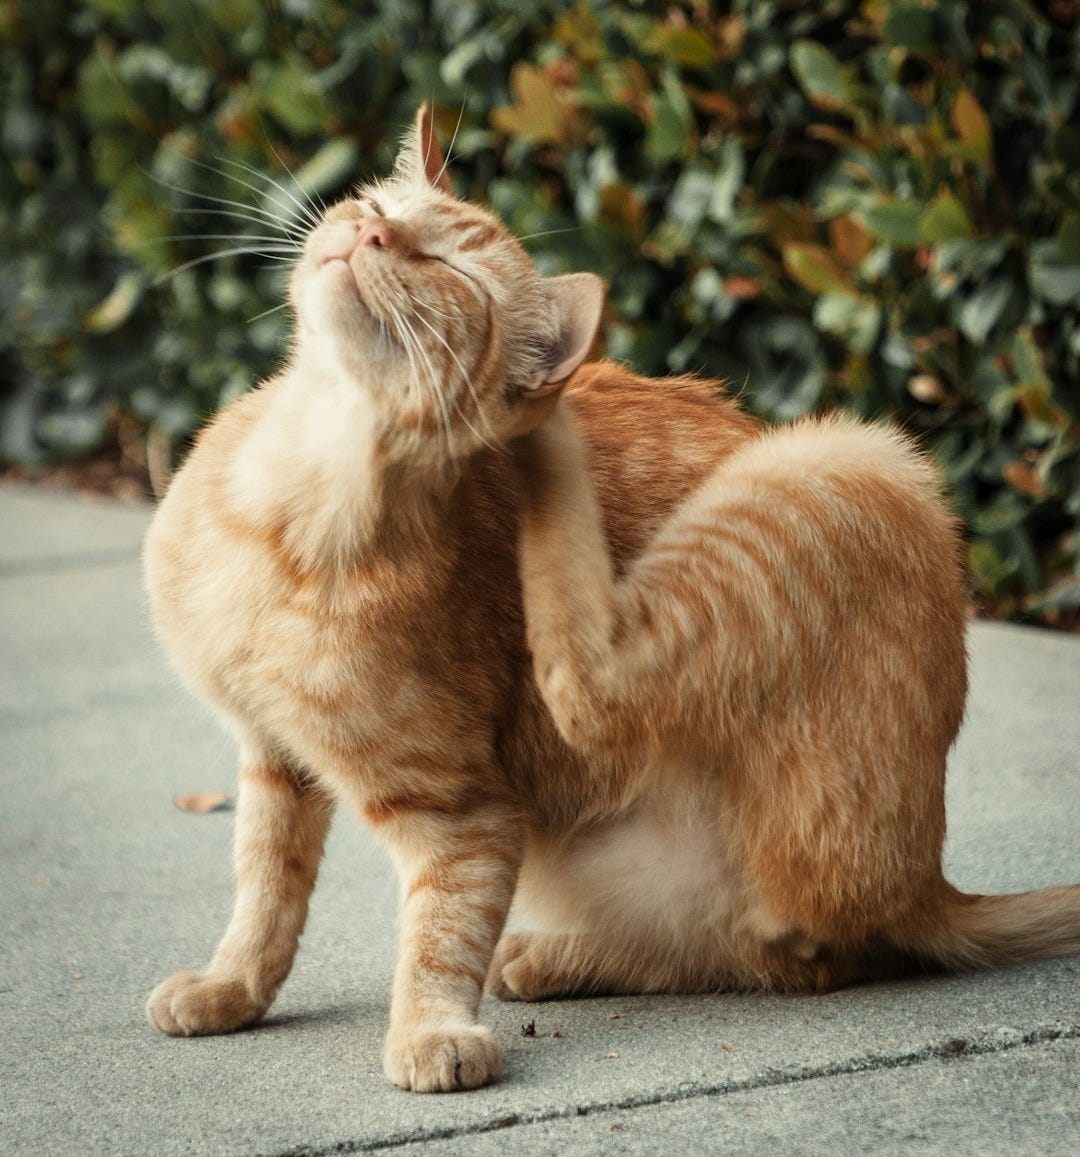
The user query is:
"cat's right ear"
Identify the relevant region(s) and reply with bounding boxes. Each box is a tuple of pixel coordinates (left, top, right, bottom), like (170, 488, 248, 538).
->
(413, 103, 455, 196)
(530, 273, 606, 396)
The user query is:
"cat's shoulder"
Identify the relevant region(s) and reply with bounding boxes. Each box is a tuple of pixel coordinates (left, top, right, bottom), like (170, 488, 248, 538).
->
(566, 360, 751, 422)
(563, 360, 759, 463)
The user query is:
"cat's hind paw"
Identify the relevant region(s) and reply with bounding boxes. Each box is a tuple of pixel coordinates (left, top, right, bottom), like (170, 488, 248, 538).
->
(146, 970, 267, 1036)
(383, 1024, 502, 1092)
(487, 931, 564, 1002)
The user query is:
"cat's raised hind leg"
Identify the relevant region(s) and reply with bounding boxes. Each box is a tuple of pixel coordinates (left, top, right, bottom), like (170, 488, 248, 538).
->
(146, 743, 331, 1036)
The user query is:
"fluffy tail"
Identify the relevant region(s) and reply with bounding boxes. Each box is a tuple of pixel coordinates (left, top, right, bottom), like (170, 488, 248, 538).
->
(899, 881, 1080, 971)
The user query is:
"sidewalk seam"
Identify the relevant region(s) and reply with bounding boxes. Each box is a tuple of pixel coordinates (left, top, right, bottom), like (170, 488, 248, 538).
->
(266, 1022, 1080, 1156)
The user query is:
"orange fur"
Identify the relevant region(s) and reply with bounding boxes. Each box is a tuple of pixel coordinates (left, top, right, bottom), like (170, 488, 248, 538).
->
(144, 105, 1080, 1092)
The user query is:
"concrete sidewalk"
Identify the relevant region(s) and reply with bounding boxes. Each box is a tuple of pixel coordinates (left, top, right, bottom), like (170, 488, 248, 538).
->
(2, 484, 1079, 1157)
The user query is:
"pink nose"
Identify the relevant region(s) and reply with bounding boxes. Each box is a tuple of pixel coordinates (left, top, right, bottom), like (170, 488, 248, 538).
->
(356, 219, 393, 249)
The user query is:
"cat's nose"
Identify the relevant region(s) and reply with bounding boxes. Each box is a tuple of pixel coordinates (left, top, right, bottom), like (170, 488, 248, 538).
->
(356, 219, 393, 249)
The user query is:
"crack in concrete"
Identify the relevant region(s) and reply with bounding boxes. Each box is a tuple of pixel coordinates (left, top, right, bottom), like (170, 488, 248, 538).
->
(267, 1022, 1080, 1156)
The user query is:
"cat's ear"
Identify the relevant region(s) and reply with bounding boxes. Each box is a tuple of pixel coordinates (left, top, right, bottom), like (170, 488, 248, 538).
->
(530, 273, 606, 395)
(413, 103, 455, 196)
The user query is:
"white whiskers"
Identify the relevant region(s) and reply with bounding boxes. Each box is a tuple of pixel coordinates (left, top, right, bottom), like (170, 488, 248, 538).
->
(149, 153, 316, 290)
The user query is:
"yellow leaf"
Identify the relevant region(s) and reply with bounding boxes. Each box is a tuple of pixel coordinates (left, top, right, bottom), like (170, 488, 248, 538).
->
(173, 792, 233, 815)
(491, 63, 567, 145)
(951, 89, 991, 165)
(782, 242, 855, 295)
(85, 272, 143, 334)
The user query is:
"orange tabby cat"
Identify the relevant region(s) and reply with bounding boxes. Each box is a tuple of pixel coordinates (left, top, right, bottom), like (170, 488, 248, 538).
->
(144, 106, 1080, 1093)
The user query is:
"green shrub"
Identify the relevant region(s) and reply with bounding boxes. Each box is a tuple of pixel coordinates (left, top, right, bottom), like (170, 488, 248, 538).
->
(2, 0, 1078, 623)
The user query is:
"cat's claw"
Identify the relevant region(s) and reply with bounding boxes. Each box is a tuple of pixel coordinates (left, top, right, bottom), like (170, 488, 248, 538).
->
(146, 970, 266, 1036)
(383, 1024, 502, 1092)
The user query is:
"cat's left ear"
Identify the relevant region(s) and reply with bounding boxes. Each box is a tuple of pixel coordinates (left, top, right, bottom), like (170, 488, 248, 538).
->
(413, 103, 455, 196)
(530, 273, 606, 395)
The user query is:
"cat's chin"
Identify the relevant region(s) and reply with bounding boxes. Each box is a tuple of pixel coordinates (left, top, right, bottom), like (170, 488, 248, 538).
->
(317, 255, 368, 308)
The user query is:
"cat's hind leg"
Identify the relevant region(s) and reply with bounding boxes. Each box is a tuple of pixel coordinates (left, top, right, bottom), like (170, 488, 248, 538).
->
(146, 741, 332, 1036)
(489, 803, 745, 1001)
(488, 930, 650, 1000)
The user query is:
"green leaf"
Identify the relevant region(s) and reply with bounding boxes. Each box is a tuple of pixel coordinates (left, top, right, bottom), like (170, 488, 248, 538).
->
(667, 168, 714, 231)
(1029, 240, 1080, 306)
(813, 292, 882, 354)
(1057, 214, 1080, 262)
(251, 59, 330, 136)
(969, 540, 1017, 594)
(293, 138, 359, 196)
(641, 24, 716, 70)
(883, 3, 936, 50)
(707, 138, 745, 224)
(646, 71, 692, 165)
(958, 279, 1013, 345)
(790, 40, 860, 113)
(918, 190, 972, 243)
(860, 198, 923, 246)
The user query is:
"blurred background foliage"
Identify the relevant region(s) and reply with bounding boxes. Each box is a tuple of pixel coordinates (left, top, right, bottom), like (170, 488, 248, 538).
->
(2, 0, 1078, 624)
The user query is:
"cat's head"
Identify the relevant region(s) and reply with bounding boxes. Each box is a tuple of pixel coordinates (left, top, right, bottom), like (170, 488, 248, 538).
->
(289, 105, 604, 463)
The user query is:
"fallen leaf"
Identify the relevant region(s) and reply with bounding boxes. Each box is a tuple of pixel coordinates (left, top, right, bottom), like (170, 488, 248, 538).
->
(607, 1011, 626, 1020)
(173, 792, 233, 815)
(521, 1020, 537, 1038)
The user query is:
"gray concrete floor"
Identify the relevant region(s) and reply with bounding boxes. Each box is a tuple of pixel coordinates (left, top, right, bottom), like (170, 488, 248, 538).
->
(2, 485, 1079, 1156)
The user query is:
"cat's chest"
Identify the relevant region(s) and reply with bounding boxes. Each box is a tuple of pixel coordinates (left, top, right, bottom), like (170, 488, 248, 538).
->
(175, 538, 460, 748)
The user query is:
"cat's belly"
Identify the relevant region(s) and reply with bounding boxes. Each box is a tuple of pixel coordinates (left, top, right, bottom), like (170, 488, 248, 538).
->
(511, 778, 747, 953)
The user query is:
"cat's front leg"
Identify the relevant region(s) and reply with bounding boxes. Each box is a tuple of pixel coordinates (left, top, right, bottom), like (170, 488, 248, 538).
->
(376, 803, 521, 1092)
(147, 743, 332, 1036)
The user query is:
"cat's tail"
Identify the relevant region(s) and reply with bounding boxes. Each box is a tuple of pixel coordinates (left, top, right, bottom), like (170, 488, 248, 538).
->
(899, 881, 1080, 971)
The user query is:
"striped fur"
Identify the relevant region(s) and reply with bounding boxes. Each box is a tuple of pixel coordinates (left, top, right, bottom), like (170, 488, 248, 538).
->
(144, 106, 1080, 1093)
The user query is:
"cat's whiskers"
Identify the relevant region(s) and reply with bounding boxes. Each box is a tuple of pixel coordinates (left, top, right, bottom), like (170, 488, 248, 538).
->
(162, 232, 303, 250)
(147, 162, 305, 239)
(396, 307, 459, 472)
(216, 154, 323, 234)
(247, 301, 291, 324)
(162, 151, 313, 242)
(384, 283, 495, 462)
(381, 290, 455, 469)
(432, 101, 467, 192)
(149, 157, 311, 292)
(154, 245, 297, 285)
(510, 227, 583, 244)
(262, 137, 330, 224)
(410, 303, 499, 452)
(153, 183, 307, 244)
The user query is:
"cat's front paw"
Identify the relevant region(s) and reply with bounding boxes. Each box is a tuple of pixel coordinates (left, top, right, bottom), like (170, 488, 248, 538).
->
(146, 970, 267, 1037)
(383, 1024, 502, 1092)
